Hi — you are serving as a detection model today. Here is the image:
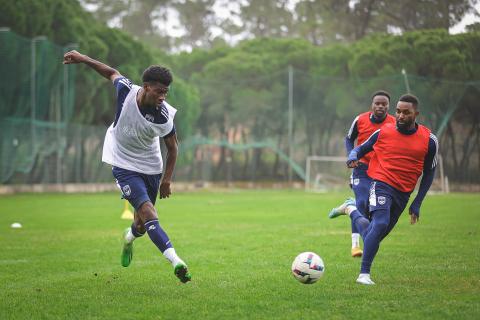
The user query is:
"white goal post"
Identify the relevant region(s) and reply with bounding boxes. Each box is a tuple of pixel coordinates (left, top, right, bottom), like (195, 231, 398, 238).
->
(305, 156, 349, 192)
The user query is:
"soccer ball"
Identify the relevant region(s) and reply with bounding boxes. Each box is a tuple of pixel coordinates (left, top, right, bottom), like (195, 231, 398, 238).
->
(291, 252, 325, 284)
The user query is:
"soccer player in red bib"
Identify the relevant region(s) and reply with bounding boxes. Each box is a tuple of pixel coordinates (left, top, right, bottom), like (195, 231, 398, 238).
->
(339, 91, 395, 258)
(329, 94, 438, 285)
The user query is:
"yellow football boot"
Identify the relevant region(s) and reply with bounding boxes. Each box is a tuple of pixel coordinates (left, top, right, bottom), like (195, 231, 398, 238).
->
(351, 247, 363, 258)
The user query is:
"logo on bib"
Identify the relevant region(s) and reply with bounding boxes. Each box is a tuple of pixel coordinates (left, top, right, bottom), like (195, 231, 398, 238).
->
(378, 196, 386, 205)
(145, 114, 155, 122)
(122, 185, 131, 197)
(353, 178, 360, 186)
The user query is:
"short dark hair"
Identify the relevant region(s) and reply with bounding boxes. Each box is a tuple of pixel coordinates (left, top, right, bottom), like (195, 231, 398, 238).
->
(399, 94, 419, 109)
(142, 65, 172, 86)
(371, 90, 390, 102)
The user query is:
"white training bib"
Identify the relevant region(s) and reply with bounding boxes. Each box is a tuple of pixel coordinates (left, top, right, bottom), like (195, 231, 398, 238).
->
(102, 85, 177, 174)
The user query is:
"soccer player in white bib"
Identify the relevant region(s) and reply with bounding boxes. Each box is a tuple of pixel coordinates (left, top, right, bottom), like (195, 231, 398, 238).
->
(63, 50, 191, 283)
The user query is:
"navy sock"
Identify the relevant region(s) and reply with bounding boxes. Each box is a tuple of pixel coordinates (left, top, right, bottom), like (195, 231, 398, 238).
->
(131, 223, 145, 238)
(144, 219, 173, 253)
(360, 209, 389, 274)
(351, 220, 359, 234)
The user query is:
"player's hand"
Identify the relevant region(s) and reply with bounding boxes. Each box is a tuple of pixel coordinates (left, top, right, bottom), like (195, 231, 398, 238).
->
(63, 50, 85, 64)
(346, 151, 359, 168)
(347, 160, 359, 168)
(159, 182, 171, 199)
(409, 208, 419, 225)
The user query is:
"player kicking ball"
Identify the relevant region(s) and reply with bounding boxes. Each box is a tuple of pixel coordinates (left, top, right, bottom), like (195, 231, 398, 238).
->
(329, 94, 438, 285)
(63, 50, 191, 283)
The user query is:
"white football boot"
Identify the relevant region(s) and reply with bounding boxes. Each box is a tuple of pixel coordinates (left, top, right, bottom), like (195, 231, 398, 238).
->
(356, 273, 375, 285)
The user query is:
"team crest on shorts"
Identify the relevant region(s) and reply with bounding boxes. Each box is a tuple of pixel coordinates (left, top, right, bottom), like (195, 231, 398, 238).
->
(353, 178, 360, 186)
(122, 185, 131, 197)
(378, 196, 386, 205)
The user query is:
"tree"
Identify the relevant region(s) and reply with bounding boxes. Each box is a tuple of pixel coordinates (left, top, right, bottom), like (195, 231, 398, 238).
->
(171, 30, 480, 182)
(294, 0, 479, 43)
(172, 0, 216, 49)
(376, 0, 478, 31)
(235, 0, 294, 38)
(467, 22, 480, 32)
(82, 0, 173, 49)
(0, 0, 200, 135)
(80, 0, 479, 50)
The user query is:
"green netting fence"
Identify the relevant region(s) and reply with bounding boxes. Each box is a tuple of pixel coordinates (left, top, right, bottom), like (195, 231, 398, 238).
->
(1, 29, 479, 187)
(0, 29, 76, 184)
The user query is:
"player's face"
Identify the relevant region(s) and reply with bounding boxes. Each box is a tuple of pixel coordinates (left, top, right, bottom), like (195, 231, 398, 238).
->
(144, 83, 169, 108)
(371, 95, 389, 119)
(395, 101, 418, 130)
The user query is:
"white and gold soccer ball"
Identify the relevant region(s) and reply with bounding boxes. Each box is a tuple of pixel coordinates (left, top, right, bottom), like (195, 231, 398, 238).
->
(291, 252, 325, 284)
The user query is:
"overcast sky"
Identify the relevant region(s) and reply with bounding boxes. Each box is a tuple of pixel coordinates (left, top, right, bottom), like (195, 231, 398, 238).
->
(161, 1, 480, 40)
(84, 0, 480, 47)
(450, 2, 480, 33)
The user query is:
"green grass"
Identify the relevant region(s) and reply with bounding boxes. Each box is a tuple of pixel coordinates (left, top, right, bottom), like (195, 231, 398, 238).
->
(0, 190, 479, 319)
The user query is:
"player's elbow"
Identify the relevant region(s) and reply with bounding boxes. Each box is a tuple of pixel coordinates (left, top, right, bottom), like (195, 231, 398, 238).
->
(109, 70, 122, 82)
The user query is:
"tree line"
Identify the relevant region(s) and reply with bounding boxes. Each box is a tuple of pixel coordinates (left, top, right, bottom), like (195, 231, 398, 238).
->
(170, 31, 480, 182)
(81, 0, 478, 51)
(0, 0, 479, 183)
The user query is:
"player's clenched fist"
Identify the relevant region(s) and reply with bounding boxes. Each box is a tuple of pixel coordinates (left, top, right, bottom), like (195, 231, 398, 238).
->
(63, 50, 85, 64)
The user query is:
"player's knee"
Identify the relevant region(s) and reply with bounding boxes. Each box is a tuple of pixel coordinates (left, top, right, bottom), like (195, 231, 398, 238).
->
(374, 221, 389, 234)
(370, 211, 390, 233)
(137, 201, 157, 222)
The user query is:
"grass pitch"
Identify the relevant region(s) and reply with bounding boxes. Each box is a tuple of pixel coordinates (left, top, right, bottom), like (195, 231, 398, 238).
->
(0, 190, 479, 319)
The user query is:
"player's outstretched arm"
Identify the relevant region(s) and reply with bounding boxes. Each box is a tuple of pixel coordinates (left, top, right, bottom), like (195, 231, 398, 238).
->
(159, 133, 178, 199)
(63, 50, 122, 82)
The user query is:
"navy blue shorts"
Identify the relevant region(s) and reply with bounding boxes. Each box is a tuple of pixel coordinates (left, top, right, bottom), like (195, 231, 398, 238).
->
(369, 180, 410, 213)
(351, 163, 372, 216)
(369, 180, 411, 237)
(112, 166, 162, 210)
